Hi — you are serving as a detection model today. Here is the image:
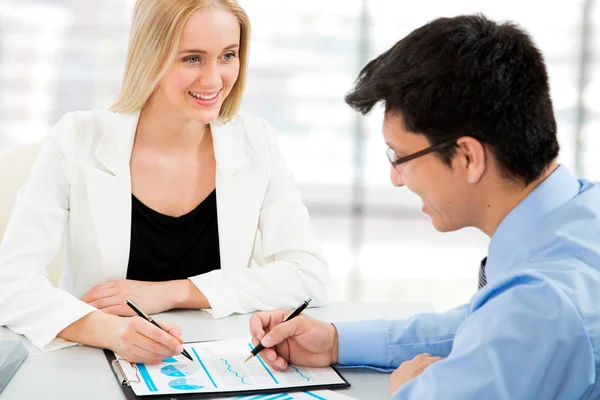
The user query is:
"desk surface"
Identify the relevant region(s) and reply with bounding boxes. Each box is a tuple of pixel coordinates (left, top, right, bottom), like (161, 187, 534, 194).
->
(0, 301, 433, 400)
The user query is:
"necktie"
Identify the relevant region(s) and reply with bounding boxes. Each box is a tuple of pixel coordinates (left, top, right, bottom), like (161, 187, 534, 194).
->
(478, 257, 487, 289)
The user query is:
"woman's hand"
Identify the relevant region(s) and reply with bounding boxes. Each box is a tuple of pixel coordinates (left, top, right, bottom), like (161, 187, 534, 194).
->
(80, 279, 174, 316)
(81, 279, 210, 316)
(112, 316, 185, 364)
(58, 311, 184, 364)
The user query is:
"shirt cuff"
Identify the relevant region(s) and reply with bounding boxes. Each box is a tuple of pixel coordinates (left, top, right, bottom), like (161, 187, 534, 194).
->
(37, 300, 97, 351)
(189, 271, 237, 319)
(334, 320, 389, 368)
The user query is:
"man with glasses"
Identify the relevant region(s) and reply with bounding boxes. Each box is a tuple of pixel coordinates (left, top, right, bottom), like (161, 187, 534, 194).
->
(248, 14, 600, 399)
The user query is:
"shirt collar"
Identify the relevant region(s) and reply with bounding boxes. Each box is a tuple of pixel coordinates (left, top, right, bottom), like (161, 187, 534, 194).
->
(485, 165, 581, 283)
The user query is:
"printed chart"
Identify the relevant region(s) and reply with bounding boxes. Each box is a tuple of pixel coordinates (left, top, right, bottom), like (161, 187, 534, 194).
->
(211, 389, 357, 399)
(117, 338, 347, 396)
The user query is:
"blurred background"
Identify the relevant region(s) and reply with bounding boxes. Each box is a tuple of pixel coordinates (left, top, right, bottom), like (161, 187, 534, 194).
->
(0, 0, 598, 312)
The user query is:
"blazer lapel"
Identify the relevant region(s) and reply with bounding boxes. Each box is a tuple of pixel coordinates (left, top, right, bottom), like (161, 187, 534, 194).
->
(83, 111, 139, 281)
(82, 112, 266, 282)
(211, 118, 268, 273)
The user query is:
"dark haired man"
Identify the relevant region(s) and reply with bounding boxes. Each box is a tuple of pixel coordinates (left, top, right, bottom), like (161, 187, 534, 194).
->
(249, 14, 600, 399)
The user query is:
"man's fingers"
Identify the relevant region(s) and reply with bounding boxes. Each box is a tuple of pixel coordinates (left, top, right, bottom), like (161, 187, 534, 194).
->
(252, 348, 286, 370)
(418, 355, 442, 367)
(271, 308, 292, 324)
(249, 313, 269, 341)
(411, 353, 440, 367)
(412, 356, 443, 377)
(413, 353, 432, 361)
(250, 309, 291, 340)
(425, 356, 443, 366)
(260, 348, 278, 362)
(270, 355, 288, 371)
(261, 317, 303, 348)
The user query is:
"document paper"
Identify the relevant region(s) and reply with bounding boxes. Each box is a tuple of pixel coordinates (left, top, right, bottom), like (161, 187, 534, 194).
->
(115, 338, 347, 397)
(210, 389, 356, 399)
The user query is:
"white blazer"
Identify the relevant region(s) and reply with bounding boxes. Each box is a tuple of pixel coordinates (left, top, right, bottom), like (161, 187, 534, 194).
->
(0, 110, 329, 351)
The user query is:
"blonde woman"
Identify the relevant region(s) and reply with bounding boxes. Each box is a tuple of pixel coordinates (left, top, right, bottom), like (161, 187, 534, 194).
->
(0, 0, 329, 363)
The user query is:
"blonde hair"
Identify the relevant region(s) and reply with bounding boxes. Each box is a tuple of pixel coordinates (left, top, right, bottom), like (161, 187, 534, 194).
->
(110, 0, 250, 122)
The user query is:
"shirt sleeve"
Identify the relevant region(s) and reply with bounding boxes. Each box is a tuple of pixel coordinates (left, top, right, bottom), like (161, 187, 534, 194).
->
(335, 304, 468, 371)
(391, 275, 595, 399)
(0, 113, 97, 351)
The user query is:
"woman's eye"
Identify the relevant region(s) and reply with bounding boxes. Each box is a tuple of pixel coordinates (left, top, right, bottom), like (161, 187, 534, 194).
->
(185, 56, 200, 64)
(222, 52, 236, 61)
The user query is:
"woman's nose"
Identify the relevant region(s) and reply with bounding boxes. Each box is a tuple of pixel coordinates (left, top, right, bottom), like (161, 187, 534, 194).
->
(199, 61, 220, 86)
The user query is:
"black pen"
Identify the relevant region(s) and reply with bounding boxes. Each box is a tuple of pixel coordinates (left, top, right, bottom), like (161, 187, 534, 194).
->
(125, 298, 193, 362)
(244, 298, 312, 363)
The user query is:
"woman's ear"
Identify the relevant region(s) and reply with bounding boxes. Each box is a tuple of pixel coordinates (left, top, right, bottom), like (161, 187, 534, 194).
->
(454, 137, 486, 184)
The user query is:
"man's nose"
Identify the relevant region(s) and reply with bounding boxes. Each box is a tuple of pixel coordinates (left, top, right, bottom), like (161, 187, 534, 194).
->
(391, 166, 404, 187)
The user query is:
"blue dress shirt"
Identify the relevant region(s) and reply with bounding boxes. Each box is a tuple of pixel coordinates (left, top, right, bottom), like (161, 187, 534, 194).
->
(336, 166, 600, 399)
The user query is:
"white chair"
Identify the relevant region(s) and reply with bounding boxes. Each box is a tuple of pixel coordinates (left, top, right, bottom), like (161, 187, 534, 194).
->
(0, 142, 64, 286)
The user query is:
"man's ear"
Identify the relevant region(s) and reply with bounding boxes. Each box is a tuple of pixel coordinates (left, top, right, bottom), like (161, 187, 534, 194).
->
(454, 137, 486, 184)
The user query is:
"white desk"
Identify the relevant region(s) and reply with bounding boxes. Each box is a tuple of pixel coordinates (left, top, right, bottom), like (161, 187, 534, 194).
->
(0, 302, 433, 400)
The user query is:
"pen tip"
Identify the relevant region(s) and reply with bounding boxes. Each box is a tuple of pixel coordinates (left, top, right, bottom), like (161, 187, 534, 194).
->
(243, 354, 253, 363)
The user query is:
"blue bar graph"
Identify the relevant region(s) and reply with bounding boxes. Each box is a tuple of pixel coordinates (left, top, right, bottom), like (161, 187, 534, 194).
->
(136, 363, 158, 392)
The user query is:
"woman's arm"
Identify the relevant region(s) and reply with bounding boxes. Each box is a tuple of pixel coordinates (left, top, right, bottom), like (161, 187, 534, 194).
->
(0, 113, 188, 361)
(80, 115, 329, 318)
(0, 113, 99, 350)
(189, 116, 330, 318)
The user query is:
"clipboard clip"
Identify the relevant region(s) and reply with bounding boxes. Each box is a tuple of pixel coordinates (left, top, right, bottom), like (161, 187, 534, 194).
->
(111, 358, 141, 386)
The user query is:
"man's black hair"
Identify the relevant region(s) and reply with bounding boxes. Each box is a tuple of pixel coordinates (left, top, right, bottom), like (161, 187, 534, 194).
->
(345, 14, 559, 184)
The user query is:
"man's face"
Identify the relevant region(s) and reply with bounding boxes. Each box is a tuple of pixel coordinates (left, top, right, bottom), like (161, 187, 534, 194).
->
(383, 112, 473, 232)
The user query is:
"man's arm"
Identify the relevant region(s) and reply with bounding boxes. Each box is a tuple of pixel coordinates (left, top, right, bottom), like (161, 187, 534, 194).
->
(335, 304, 468, 370)
(391, 276, 594, 399)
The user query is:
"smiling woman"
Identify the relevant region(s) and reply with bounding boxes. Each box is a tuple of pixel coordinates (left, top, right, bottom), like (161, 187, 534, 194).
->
(112, 0, 250, 122)
(0, 0, 329, 365)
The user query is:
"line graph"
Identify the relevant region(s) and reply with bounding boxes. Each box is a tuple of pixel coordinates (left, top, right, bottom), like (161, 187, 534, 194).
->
(289, 366, 311, 382)
(126, 338, 346, 397)
(220, 358, 250, 385)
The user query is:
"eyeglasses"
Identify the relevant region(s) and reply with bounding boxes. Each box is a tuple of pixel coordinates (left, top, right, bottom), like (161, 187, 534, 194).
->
(386, 137, 457, 169)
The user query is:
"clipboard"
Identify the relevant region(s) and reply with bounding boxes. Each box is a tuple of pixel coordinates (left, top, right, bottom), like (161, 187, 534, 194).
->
(104, 339, 350, 399)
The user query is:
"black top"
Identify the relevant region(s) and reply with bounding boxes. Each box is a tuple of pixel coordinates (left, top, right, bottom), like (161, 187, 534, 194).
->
(126, 190, 221, 282)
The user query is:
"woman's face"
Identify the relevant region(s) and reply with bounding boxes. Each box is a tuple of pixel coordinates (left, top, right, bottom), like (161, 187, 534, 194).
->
(155, 7, 241, 124)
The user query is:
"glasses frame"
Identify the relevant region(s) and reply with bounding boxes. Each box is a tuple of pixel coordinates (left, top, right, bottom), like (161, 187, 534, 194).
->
(387, 137, 458, 169)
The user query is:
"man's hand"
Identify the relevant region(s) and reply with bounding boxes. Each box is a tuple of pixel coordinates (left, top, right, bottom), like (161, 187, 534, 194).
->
(80, 279, 175, 316)
(389, 353, 443, 396)
(249, 309, 339, 371)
